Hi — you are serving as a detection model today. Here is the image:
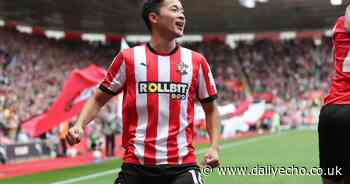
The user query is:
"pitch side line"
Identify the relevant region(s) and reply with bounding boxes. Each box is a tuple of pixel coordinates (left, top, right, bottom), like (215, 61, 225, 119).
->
(52, 132, 287, 184)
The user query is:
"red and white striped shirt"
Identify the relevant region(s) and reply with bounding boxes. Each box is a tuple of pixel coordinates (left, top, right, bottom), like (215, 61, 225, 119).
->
(99, 43, 217, 166)
(324, 16, 350, 105)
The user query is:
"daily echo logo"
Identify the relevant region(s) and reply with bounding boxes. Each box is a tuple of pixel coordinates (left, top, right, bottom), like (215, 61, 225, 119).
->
(138, 81, 188, 100)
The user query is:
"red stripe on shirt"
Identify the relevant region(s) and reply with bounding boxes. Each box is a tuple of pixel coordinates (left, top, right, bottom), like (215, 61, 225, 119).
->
(167, 50, 182, 164)
(143, 47, 159, 165)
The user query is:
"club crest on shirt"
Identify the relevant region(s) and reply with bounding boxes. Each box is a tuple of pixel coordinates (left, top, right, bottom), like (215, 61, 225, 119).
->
(176, 61, 188, 75)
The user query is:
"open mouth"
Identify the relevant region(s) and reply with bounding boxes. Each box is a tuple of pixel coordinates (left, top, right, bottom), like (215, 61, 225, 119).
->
(175, 22, 184, 30)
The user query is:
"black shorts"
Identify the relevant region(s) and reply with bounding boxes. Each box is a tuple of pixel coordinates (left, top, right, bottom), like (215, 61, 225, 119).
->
(114, 163, 203, 184)
(318, 104, 350, 181)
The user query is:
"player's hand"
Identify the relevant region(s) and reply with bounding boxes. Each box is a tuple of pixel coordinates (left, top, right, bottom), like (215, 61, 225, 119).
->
(202, 146, 220, 168)
(66, 125, 84, 146)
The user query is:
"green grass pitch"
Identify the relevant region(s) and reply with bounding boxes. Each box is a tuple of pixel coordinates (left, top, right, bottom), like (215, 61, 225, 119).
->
(1, 129, 321, 184)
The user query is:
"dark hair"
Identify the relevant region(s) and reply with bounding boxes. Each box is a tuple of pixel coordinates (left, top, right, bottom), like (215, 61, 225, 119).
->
(142, 0, 165, 31)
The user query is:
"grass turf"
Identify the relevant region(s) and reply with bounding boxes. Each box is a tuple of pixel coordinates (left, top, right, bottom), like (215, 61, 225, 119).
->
(1, 129, 320, 184)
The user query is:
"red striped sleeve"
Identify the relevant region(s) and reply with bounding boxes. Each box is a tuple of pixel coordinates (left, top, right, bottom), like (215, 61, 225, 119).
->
(200, 56, 217, 96)
(100, 52, 126, 95)
(193, 52, 217, 102)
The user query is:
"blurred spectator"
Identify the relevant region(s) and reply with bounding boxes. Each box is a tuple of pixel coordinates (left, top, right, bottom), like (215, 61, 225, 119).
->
(58, 121, 69, 157)
(101, 104, 117, 157)
(0, 29, 115, 143)
(0, 145, 6, 164)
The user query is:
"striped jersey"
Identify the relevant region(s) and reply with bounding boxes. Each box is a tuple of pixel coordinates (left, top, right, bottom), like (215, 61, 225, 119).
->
(324, 16, 350, 104)
(99, 43, 217, 166)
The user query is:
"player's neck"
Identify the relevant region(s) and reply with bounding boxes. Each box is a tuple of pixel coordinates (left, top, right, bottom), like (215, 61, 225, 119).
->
(150, 31, 177, 55)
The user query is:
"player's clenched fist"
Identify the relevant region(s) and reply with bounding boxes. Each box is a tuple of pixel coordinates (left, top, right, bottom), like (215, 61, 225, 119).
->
(203, 147, 220, 168)
(66, 125, 84, 146)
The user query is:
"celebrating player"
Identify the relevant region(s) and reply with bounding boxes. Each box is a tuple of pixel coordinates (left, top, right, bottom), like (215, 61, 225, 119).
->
(66, 0, 221, 183)
(318, 4, 350, 184)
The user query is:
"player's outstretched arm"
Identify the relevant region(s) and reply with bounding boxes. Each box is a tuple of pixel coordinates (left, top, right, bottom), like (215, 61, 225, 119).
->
(66, 89, 114, 145)
(201, 100, 221, 168)
(344, 4, 350, 33)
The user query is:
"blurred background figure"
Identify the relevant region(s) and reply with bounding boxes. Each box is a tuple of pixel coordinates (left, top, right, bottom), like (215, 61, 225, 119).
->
(101, 104, 117, 157)
(0, 145, 7, 164)
(58, 121, 69, 157)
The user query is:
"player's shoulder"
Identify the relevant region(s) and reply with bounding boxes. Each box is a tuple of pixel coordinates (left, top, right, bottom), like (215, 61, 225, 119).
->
(337, 16, 345, 23)
(332, 16, 348, 38)
(180, 45, 203, 58)
(117, 44, 143, 59)
(118, 46, 134, 56)
(334, 16, 345, 30)
(178, 45, 207, 63)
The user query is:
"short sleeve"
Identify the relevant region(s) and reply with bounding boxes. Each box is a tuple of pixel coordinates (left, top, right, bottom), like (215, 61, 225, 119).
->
(99, 52, 126, 95)
(197, 55, 217, 103)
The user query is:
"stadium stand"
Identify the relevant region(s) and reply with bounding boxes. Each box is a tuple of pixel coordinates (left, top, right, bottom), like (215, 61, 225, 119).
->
(0, 28, 328, 162)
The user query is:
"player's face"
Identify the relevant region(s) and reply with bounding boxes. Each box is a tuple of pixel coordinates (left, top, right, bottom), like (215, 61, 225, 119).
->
(157, 0, 186, 38)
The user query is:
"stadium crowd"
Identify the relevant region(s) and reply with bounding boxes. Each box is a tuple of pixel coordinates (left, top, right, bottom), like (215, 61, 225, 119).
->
(0, 29, 331, 148)
(0, 29, 115, 143)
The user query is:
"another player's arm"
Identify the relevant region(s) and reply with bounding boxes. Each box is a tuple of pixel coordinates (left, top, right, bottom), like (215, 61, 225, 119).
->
(344, 4, 350, 33)
(66, 89, 113, 145)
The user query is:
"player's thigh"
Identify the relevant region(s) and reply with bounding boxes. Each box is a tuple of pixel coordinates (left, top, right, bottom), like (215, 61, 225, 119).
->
(332, 105, 350, 176)
(114, 165, 147, 184)
(318, 105, 345, 181)
(341, 107, 350, 178)
(171, 169, 204, 184)
(114, 171, 145, 184)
